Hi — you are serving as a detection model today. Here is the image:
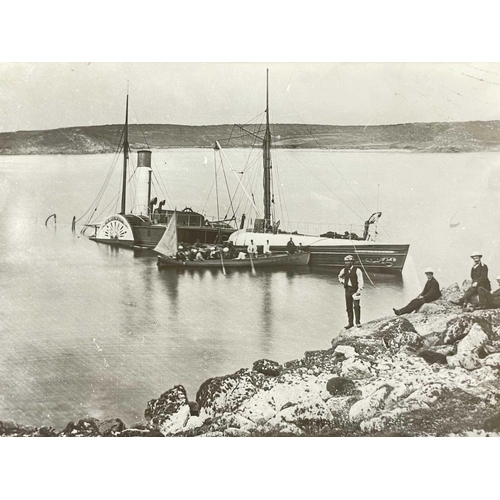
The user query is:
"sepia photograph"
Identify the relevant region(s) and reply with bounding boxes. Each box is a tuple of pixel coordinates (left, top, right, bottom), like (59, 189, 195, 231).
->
(0, 2, 498, 496)
(2, 61, 500, 439)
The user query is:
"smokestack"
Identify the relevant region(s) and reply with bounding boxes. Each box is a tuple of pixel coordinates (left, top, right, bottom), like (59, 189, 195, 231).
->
(137, 150, 152, 169)
(131, 150, 153, 216)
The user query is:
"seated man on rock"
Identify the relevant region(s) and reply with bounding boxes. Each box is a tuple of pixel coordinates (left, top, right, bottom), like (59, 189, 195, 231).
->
(475, 275, 500, 310)
(393, 268, 441, 316)
(450, 251, 490, 309)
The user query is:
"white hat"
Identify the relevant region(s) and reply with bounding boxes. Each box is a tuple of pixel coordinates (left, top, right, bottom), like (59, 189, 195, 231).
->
(344, 255, 354, 261)
(470, 251, 482, 258)
(223, 248, 229, 253)
(424, 268, 434, 274)
(178, 245, 183, 250)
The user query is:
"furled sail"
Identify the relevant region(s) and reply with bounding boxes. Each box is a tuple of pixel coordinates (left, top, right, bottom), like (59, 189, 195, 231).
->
(154, 212, 177, 257)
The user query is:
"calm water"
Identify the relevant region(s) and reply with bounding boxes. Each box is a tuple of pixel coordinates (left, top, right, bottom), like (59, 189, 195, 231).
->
(1, 149, 500, 427)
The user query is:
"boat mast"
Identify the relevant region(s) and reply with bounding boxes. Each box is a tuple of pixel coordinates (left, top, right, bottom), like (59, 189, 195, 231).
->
(120, 93, 130, 215)
(263, 69, 272, 231)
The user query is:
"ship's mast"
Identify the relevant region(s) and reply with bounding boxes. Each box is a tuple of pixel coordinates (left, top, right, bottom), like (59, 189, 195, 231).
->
(263, 69, 272, 230)
(120, 94, 129, 215)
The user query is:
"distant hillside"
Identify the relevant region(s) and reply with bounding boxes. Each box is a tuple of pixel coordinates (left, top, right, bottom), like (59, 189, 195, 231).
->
(1, 120, 500, 154)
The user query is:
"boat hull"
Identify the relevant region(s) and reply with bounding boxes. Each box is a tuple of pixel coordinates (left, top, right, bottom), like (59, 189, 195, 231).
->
(90, 214, 235, 248)
(157, 252, 310, 269)
(228, 230, 409, 274)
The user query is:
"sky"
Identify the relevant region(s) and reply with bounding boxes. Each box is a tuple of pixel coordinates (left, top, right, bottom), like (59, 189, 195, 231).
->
(1, 62, 500, 133)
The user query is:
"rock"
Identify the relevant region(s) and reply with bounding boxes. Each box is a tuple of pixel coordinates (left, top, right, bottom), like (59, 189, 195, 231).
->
(119, 428, 164, 437)
(341, 357, 372, 378)
(303, 349, 340, 371)
(37, 425, 58, 437)
(418, 350, 448, 365)
(252, 359, 282, 377)
(371, 317, 423, 351)
(443, 316, 478, 345)
(62, 418, 100, 437)
(406, 382, 444, 405)
(224, 427, 251, 437)
(98, 418, 126, 436)
(238, 393, 276, 426)
(196, 369, 266, 418)
(457, 323, 488, 355)
(198, 431, 225, 437)
(325, 396, 360, 426)
(145, 385, 191, 435)
(483, 353, 500, 367)
(188, 401, 200, 416)
(349, 385, 393, 425)
(334, 345, 357, 358)
(483, 412, 500, 432)
(326, 377, 358, 396)
(447, 352, 482, 371)
(440, 283, 463, 302)
(0, 420, 18, 435)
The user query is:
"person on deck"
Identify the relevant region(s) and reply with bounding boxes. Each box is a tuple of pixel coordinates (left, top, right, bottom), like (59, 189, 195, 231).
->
(393, 268, 441, 316)
(195, 251, 205, 261)
(247, 240, 258, 258)
(475, 275, 500, 310)
(286, 237, 297, 254)
(450, 251, 491, 308)
(263, 240, 272, 257)
(338, 255, 364, 329)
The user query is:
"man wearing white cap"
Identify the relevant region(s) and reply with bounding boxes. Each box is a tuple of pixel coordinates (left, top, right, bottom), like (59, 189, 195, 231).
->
(393, 268, 441, 316)
(338, 255, 364, 329)
(450, 251, 491, 308)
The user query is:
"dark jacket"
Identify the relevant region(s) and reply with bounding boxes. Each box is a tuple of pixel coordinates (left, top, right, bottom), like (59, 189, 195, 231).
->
(471, 264, 491, 291)
(420, 277, 441, 303)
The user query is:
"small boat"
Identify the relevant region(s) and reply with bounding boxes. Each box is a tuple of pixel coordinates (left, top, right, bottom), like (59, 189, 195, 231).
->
(84, 94, 236, 248)
(155, 211, 309, 269)
(157, 252, 310, 269)
(219, 70, 410, 275)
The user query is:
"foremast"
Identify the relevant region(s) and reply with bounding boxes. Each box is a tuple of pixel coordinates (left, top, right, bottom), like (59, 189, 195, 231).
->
(263, 69, 272, 231)
(120, 94, 130, 215)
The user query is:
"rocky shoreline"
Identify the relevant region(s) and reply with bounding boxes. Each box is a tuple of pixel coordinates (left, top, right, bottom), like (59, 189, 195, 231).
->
(3, 281, 500, 437)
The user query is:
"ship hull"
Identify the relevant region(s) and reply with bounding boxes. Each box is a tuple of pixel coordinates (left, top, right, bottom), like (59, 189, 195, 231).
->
(228, 230, 409, 274)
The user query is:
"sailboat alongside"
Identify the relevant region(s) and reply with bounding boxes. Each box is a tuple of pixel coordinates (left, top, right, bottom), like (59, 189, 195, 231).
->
(86, 95, 236, 248)
(221, 71, 410, 274)
(155, 212, 310, 269)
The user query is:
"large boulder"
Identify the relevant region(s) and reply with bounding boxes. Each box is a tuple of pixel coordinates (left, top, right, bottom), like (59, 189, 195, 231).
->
(145, 385, 191, 435)
(62, 418, 100, 437)
(98, 418, 126, 436)
(443, 315, 479, 345)
(326, 377, 358, 396)
(349, 385, 393, 425)
(418, 350, 448, 365)
(252, 359, 282, 377)
(196, 369, 267, 418)
(371, 317, 423, 351)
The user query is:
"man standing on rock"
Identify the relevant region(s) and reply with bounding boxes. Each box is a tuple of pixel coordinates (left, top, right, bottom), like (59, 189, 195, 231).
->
(393, 268, 441, 316)
(450, 251, 490, 309)
(338, 255, 364, 329)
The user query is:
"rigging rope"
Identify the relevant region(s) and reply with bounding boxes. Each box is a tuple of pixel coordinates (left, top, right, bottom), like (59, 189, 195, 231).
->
(283, 93, 373, 217)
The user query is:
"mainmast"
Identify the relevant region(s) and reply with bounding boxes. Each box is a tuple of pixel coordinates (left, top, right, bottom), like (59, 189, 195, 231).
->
(120, 94, 129, 215)
(263, 69, 272, 230)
